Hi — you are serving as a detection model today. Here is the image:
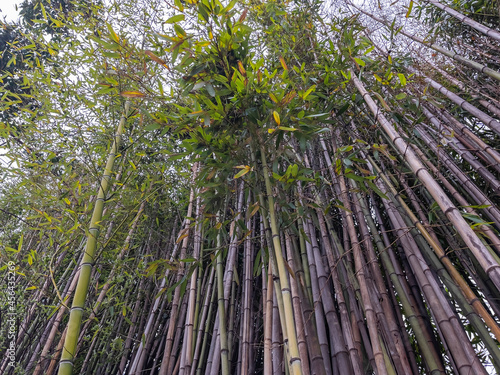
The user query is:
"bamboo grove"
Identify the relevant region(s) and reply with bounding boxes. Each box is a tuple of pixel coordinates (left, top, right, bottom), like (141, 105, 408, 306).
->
(1, 0, 500, 374)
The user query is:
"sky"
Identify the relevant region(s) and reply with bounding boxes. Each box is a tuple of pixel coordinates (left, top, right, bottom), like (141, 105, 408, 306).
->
(0, 0, 20, 22)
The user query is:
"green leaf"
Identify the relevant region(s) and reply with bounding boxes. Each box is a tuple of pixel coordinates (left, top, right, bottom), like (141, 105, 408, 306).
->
(166, 14, 185, 23)
(278, 126, 297, 132)
(303, 85, 316, 100)
(367, 181, 389, 200)
(206, 83, 215, 97)
(398, 73, 407, 86)
(372, 91, 391, 111)
(354, 57, 365, 67)
(174, 24, 187, 37)
(395, 93, 407, 100)
(406, 0, 413, 17)
(18, 235, 23, 253)
(344, 173, 364, 182)
(107, 23, 119, 43)
(145, 123, 161, 131)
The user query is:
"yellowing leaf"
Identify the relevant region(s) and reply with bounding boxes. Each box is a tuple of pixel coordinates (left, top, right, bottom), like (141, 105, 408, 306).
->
(26, 286, 37, 290)
(268, 128, 276, 134)
(282, 90, 296, 105)
(145, 50, 170, 70)
(174, 24, 187, 38)
(280, 56, 288, 71)
(120, 91, 145, 98)
(398, 73, 407, 86)
(249, 203, 260, 218)
(234, 166, 251, 179)
(238, 61, 246, 76)
(206, 169, 216, 180)
(176, 233, 189, 243)
(107, 23, 119, 43)
(273, 111, 280, 125)
(269, 93, 278, 103)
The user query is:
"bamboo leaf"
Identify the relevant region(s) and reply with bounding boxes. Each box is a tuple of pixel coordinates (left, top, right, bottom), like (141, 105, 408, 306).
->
(280, 56, 288, 71)
(238, 61, 246, 76)
(354, 57, 365, 67)
(278, 126, 297, 132)
(165, 14, 185, 23)
(303, 85, 316, 100)
(406, 0, 413, 17)
(120, 91, 145, 98)
(234, 166, 251, 179)
(269, 93, 278, 103)
(372, 91, 391, 111)
(273, 111, 280, 125)
(144, 50, 169, 69)
(249, 203, 260, 218)
(176, 233, 189, 243)
(398, 73, 407, 86)
(107, 23, 119, 43)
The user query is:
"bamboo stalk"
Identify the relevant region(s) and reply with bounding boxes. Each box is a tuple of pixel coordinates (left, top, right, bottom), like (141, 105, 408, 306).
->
(215, 216, 230, 375)
(260, 146, 303, 375)
(57, 101, 131, 375)
(424, 0, 500, 42)
(351, 71, 500, 294)
(349, 2, 500, 81)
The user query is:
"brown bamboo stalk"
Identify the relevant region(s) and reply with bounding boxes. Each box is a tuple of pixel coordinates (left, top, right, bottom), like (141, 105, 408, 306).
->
(158, 163, 198, 375)
(180, 197, 203, 375)
(424, 0, 500, 42)
(351, 71, 500, 294)
(420, 74, 500, 135)
(333, 172, 388, 375)
(414, 126, 500, 228)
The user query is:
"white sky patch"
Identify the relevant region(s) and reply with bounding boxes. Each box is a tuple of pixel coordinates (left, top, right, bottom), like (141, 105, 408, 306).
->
(0, 0, 21, 22)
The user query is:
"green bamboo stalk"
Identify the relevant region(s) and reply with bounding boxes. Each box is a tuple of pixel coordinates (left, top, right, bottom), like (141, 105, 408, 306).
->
(260, 146, 303, 375)
(180, 197, 203, 375)
(216, 214, 230, 375)
(57, 101, 130, 375)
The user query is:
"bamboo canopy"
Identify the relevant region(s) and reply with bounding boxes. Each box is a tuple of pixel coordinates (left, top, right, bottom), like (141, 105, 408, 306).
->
(1, 0, 500, 375)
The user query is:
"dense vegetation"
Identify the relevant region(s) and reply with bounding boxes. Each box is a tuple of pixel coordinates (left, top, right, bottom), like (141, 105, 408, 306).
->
(1, 0, 500, 374)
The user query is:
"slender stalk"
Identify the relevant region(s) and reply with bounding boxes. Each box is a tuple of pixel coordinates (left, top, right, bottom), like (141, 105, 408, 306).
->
(57, 101, 130, 375)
